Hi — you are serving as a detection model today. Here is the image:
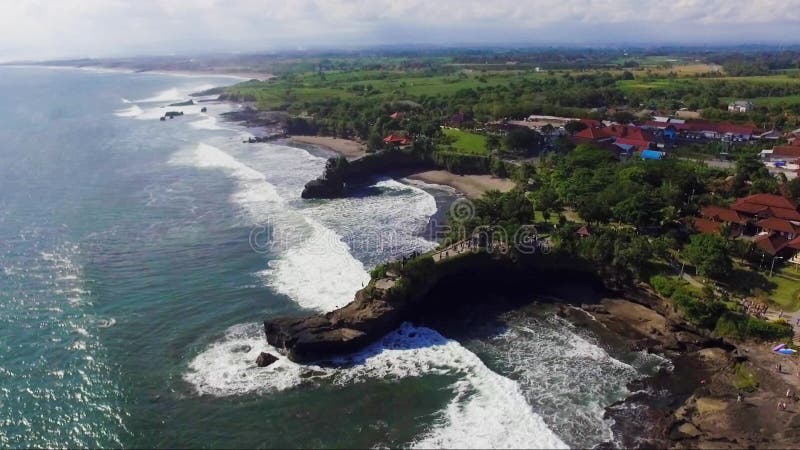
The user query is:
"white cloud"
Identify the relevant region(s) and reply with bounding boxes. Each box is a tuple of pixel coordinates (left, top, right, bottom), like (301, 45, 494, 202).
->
(1, 0, 800, 61)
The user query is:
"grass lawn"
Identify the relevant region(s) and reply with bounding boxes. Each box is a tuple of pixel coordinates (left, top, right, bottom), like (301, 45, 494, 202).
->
(441, 128, 489, 155)
(721, 95, 800, 107)
(767, 266, 800, 311)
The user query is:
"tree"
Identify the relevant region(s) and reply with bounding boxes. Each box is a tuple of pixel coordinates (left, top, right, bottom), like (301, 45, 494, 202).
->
(786, 177, 800, 201)
(564, 120, 588, 135)
(485, 134, 501, 152)
(367, 132, 383, 152)
(503, 128, 541, 156)
(683, 234, 732, 279)
(490, 158, 509, 178)
(513, 163, 537, 187)
(612, 111, 636, 124)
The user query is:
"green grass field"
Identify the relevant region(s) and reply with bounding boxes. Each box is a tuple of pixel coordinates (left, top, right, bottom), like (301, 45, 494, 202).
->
(721, 95, 800, 107)
(441, 128, 489, 155)
(227, 70, 552, 111)
(768, 266, 800, 311)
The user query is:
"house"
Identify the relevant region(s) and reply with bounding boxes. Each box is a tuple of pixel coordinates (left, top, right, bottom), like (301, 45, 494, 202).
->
(640, 149, 665, 160)
(674, 109, 702, 120)
(756, 129, 782, 141)
(754, 233, 791, 256)
(728, 100, 754, 113)
(574, 123, 655, 152)
(383, 134, 412, 146)
(762, 140, 800, 165)
(576, 225, 592, 238)
(447, 112, 472, 126)
(699, 205, 746, 236)
(389, 112, 406, 120)
(693, 194, 800, 260)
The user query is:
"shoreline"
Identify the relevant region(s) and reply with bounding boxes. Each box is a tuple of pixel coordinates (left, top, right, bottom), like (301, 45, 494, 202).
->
(288, 135, 367, 160)
(406, 169, 516, 199)
(0, 64, 271, 81)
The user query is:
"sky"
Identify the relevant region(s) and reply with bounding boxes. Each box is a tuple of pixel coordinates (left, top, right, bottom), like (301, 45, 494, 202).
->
(2, 0, 800, 61)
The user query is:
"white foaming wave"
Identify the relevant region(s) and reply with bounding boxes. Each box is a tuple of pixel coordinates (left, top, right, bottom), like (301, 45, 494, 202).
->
(401, 176, 460, 195)
(183, 322, 567, 449)
(133, 83, 217, 103)
(307, 178, 439, 260)
(113, 104, 143, 117)
(189, 115, 223, 130)
(134, 104, 206, 121)
(485, 313, 670, 447)
(169, 143, 283, 220)
(261, 215, 370, 312)
(183, 323, 316, 396)
(133, 87, 183, 103)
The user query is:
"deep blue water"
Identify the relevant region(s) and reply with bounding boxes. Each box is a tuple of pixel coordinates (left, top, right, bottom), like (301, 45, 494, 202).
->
(0, 66, 666, 449)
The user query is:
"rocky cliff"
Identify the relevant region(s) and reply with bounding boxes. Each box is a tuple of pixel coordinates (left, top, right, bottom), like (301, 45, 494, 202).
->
(264, 252, 603, 362)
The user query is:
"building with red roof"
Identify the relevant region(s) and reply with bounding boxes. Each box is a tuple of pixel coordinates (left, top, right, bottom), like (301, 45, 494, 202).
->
(573, 124, 655, 152)
(694, 193, 800, 260)
(755, 233, 791, 256)
(692, 217, 723, 235)
(383, 134, 412, 146)
(757, 217, 800, 239)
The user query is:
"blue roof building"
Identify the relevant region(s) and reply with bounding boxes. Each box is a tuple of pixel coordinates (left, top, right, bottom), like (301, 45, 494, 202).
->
(641, 150, 665, 160)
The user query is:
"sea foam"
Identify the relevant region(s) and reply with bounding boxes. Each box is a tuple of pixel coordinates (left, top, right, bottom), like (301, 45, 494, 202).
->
(113, 105, 143, 118)
(261, 215, 370, 311)
(183, 322, 567, 449)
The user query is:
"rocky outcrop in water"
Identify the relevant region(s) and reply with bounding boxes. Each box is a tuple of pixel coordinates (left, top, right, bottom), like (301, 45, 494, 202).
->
(300, 149, 428, 199)
(256, 352, 279, 367)
(264, 252, 601, 362)
(168, 100, 194, 106)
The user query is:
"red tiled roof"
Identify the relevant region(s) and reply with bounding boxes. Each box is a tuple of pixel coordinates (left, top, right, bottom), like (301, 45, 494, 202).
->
(383, 134, 411, 145)
(787, 236, 800, 250)
(731, 202, 769, 215)
(576, 225, 592, 237)
(767, 206, 800, 222)
(700, 205, 746, 224)
(580, 119, 602, 128)
(755, 233, 790, 255)
(735, 194, 797, 210)
(614, 137, 652, 150)
(574, 124, 654, 148)
(678, 121, 758, 135)
(772, 146, 800, 159)
(693, 218, 722, 235)
(757, 217, 800, 234)
(574, 127, 609, 140)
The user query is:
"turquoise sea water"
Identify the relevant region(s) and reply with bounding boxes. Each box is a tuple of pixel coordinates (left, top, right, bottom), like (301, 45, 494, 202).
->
(0, 67, 666, 448)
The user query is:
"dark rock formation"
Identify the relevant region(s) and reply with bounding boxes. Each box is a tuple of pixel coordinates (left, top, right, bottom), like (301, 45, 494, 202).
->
(300, 177, 345, 199)
(255, 352, 279, 367)
(190, 86, 226, 97)
(264, 252, 599, 362)
(200, 106, 207, 113)
(300, 149, 429, 199)
(243, 134, 288, 144)
(168, 100, 194, 106)
(220, 108, 287, 128)
(164, 111, 184, 119)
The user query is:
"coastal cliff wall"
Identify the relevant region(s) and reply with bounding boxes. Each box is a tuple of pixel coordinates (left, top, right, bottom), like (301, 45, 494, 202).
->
(264, 251, 604, 362)
(301, 149, 433, 199)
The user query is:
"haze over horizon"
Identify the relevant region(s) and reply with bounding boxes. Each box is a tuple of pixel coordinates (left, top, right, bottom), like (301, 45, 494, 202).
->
(3, 0, 800, 62)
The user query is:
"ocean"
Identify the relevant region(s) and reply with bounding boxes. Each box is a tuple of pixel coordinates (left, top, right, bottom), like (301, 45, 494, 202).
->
(0, 66, 666, 448)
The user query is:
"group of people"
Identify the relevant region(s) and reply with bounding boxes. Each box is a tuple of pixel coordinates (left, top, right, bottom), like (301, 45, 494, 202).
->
(779, 389, 797, 411)
(741, 299, 768, 318)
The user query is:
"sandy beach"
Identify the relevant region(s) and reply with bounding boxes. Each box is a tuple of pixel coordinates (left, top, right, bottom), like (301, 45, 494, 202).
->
(406, 170, 516, 199)
(289, 135, 367, 160)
